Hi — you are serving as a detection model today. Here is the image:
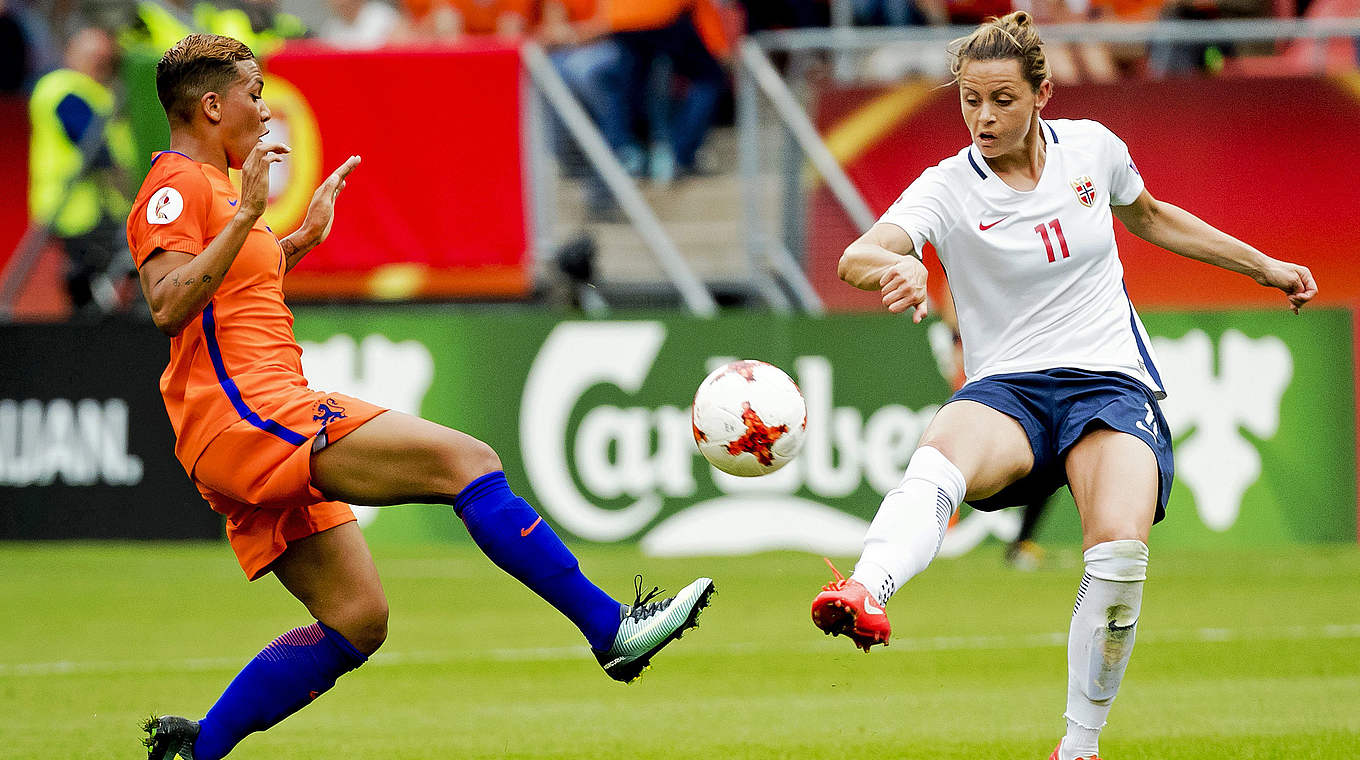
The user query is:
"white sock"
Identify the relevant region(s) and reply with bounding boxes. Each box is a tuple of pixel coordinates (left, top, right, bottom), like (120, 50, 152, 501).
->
(850, 446, 966, 605)
(1061, 539, 1148, 760)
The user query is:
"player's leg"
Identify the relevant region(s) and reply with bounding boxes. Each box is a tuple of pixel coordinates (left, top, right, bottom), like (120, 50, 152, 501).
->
(812, 400, 1034, 649)
(311, 411, 713, 682)
(1006, 496, 1050, 570)
(1056, 427, 1157, 760)
(145, 523, 384, 760)
(855, 399, 1035, 595)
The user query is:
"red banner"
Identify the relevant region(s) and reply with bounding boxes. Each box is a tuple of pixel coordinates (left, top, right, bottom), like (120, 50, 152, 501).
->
(0, 96, 29, 277)
(263, 41, 530, 299)
(811, 74, 1360, 311)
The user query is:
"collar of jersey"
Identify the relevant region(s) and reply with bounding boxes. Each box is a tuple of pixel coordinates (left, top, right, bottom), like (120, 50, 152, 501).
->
(968, 119, 1058, 191)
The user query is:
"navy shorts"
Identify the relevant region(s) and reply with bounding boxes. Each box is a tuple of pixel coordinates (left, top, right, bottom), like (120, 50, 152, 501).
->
(949, 368, 1174, 523)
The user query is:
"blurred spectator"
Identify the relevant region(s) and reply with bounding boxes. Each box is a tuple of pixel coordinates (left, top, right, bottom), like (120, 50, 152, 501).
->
(319, 0, 400, 49)
(1, 0, 31, 92)
(450, 0, 530, 36)
(393, 0, 528, 42)
(392, 0, 458, 40)
(537, 0, 643, 218)
(853, 0, 946, 25)
(1088, 0, 1165, 74)
(195, 0, 309, 55)
(1016, 0, 1118, 83)
(939, 0, 1014, 24)
(120, 0, 197, 53)
(121, 0, 305, 56)
(1, 0, 63, 93)
(740, 0, 827, 31)
(28, 26, 139, 317)
(613, 0, 732, 178)
(1147, 0, 1272, 75)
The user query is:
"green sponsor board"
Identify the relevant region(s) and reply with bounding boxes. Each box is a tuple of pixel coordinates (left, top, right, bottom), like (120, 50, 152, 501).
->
(120, 50, 172, 180)
(290, 307, 1356, 553)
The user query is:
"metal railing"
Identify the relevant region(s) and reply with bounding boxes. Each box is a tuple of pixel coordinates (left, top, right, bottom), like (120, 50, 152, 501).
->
(522, 41, 721, 317)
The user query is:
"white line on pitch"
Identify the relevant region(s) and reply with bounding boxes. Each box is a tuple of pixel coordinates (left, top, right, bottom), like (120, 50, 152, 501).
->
(3, 623, 1358, 677)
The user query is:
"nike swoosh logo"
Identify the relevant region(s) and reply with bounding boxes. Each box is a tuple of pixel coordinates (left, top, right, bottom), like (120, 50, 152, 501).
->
(863, 597, 885, 616)
(1109, 618, 1138, 633)
(521, 516, 543, 537)
(978, 217, 1007, 231)
(228, 199, 238, 207)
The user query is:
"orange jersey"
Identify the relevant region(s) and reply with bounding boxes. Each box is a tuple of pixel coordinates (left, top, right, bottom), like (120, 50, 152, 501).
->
(608, 0, 688, 32)
(126, 151, 311, 473)
(449, 0, 530, 34)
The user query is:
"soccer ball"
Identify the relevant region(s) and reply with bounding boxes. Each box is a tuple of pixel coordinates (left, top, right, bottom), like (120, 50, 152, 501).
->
(692, 360, 807, 477)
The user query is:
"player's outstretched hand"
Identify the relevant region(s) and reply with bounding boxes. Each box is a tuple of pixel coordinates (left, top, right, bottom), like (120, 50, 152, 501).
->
(1259, 260, 1317, 314)
(879, 255, 929, 322)
(301, 155, 361, 248)
(239, 141, 291, 219)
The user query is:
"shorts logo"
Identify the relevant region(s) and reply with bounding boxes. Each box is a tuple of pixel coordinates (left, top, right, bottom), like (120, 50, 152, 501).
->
(1070, 176, 1096, 208)
(1134, 402, 1158, 441)
(146, 187, 184, 224)
(313, 398, 348, 427)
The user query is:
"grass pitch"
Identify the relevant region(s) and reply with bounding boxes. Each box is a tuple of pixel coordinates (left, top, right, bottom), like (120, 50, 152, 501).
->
(1, 540, 1357, 759)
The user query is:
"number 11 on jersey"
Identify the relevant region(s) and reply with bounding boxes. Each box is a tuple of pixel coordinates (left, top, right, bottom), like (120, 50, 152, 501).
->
(1034, 219, 1070, 262)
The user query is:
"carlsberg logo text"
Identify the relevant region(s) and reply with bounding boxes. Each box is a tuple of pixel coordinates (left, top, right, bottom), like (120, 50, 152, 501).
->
(520, 322, 936, 542)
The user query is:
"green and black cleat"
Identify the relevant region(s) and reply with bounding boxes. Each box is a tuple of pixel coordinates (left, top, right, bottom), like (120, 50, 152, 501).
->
(594, 575, 715, 684)
(140, 715, 198, 760)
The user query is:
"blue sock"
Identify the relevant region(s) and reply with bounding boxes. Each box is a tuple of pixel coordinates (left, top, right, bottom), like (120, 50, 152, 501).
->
(193, 622, 366, 760)
(455, 471, 623, 651)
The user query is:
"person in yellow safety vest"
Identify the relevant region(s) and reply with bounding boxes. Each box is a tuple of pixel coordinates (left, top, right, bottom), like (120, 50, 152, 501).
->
(122, 0, 306, 56)
(194, 0, 307, 56)
(120, 0, 198, 54)
(29, 27, 140, 316)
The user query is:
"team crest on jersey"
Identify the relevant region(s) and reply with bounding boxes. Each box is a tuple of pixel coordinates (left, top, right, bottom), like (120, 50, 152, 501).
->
(313, 398, 347, 427)
(1070, 176, 1097, 208)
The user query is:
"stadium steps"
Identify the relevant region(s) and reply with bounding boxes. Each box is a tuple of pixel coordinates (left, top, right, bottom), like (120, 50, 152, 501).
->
(544, 126, 784, 307)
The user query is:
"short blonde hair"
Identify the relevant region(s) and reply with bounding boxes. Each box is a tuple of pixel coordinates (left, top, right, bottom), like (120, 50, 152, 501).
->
(156, 34, 255, 124)
(949, 11, 1049, 92)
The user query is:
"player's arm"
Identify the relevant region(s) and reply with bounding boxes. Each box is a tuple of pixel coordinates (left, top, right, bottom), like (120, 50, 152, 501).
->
(840, 222, 930, 322)
(139, 141, 288, 336)
(280, 155, 360, 273)
(1113, 189, 1317, 313)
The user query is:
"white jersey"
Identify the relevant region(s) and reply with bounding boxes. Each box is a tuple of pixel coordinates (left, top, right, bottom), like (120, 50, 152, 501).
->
(879, 118, 1165, 397)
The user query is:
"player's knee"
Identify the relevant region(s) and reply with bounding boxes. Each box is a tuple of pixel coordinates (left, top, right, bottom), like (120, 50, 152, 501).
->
(344, 596, 389, 655)
(466, 437, 502, 477)
(415, 431, 502, 497)
(445, 436, 502, 490)
(1083, 523, 1149, 548)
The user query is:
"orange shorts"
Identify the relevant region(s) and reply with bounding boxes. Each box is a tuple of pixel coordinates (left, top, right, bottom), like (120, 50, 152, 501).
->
(192, 390, 386, 580)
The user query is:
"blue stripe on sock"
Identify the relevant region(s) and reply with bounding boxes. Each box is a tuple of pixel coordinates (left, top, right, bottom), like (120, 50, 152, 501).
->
(193, 623, 366, 760)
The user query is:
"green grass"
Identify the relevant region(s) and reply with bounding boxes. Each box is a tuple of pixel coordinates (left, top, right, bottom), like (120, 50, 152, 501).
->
(2, 541, 1358, 759)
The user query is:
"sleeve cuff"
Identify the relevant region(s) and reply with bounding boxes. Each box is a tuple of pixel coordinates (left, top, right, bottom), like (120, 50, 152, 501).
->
(134, 238, 205, 267)
(876, 221, 927, 259)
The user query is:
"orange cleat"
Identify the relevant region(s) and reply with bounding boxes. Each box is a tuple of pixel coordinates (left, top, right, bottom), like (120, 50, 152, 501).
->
(810, 558, 891, 652)
(1049, 743, 1102, 760)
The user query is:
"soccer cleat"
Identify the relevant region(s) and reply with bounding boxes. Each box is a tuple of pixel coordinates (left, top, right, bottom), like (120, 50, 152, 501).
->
(594, 575, 715, 683)
(140, 715, 198, 760)
(810, 558, 891, 652)
(1005, 539, 1045, 571)
(1049, 743, 1102, 760)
